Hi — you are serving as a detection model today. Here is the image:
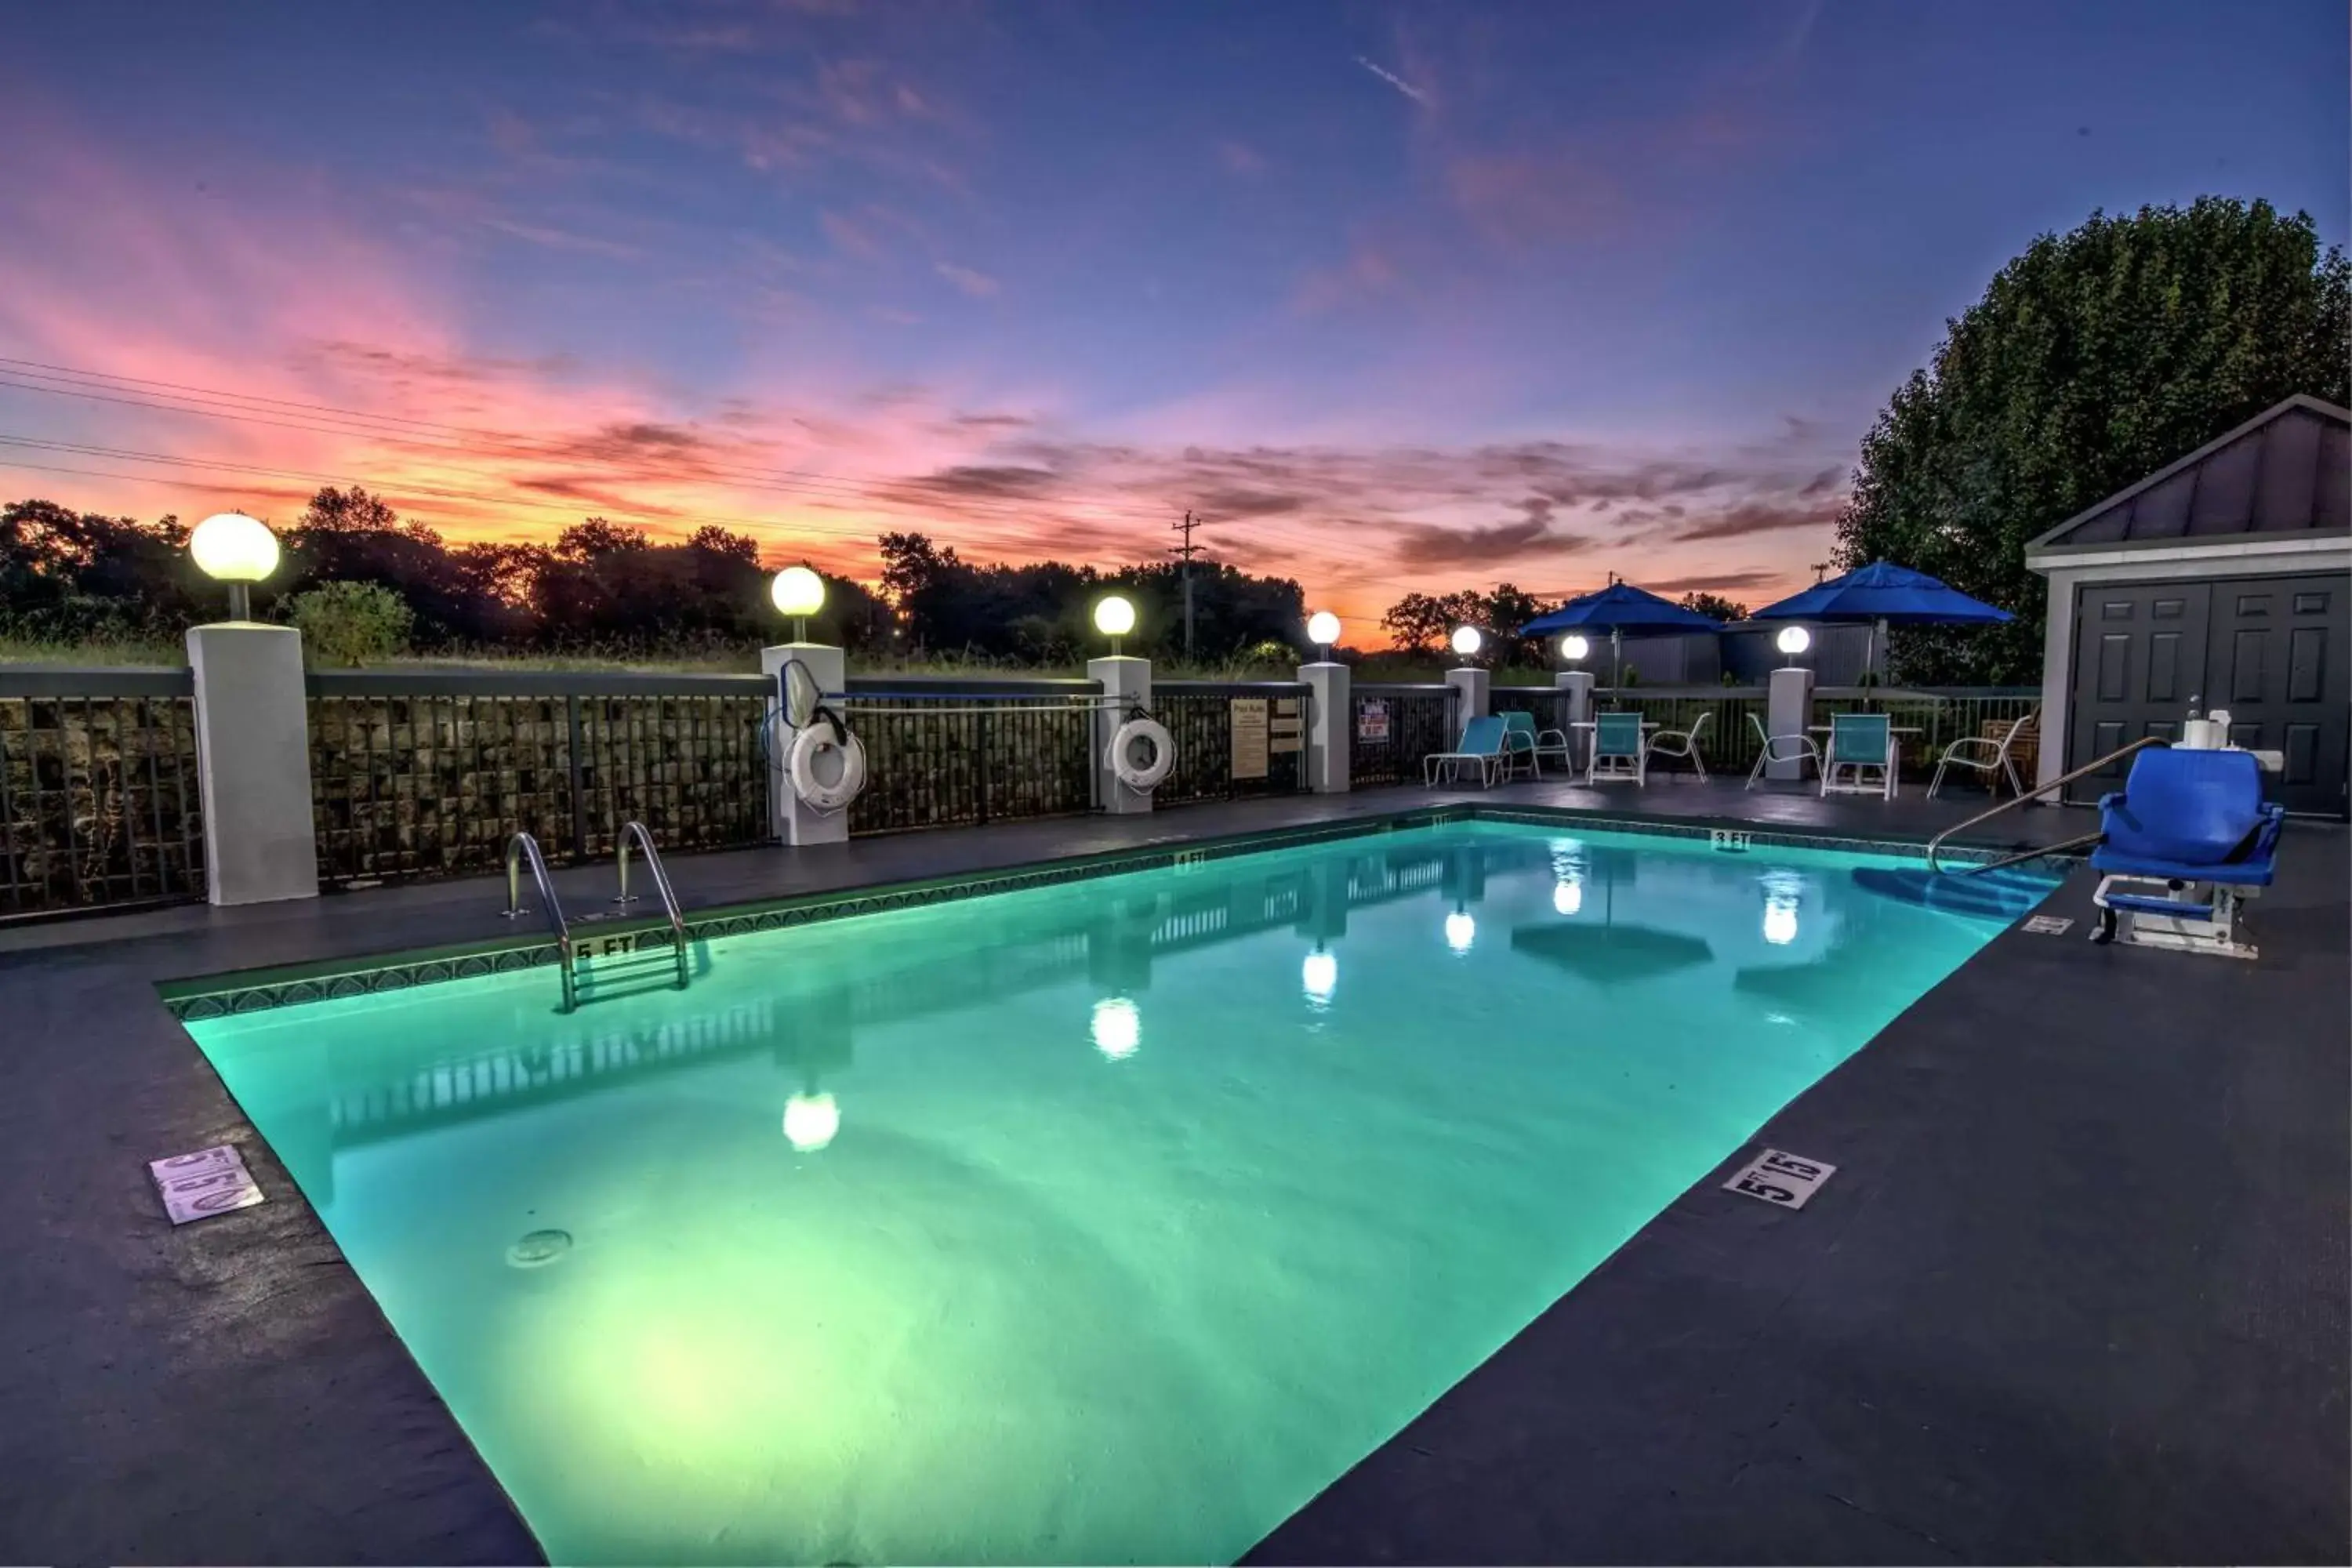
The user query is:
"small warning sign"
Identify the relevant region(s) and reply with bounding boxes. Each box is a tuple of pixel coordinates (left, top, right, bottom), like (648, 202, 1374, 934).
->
(1356, 699, 1391, 743)
(1270, 696, 1303, 756)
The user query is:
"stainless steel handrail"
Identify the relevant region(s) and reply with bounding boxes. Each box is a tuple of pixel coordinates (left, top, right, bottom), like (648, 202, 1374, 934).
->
(615, 820, 691, 989)
(502, 831, 577, 1011)
(1926, 735, 2169, 876)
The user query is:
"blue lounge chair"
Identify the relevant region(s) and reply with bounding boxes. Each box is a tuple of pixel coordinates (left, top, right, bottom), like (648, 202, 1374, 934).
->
(2090, 747, 2283, 959)
(1425, 714, 1510, 788)
(1821, 712, 1896, 799)
(1584, 711, 1646, 786)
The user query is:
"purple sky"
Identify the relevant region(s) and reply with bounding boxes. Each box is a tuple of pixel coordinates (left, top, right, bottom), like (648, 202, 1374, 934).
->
(1, 0, 2343, 627)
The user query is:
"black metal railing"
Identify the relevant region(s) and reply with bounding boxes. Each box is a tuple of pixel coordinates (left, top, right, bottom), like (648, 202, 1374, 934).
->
(1582, 688, 1770, 776)
(840, 677, 1099, 835)
(0, 666, 205, 916)
(1812, 687, 2040, 774)
(307, 670, 771, 884)
(1151, 681, 1313, 806)
(1350, 684, 1455, 787)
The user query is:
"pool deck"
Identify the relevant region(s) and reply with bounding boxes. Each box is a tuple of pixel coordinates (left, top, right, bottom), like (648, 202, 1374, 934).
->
(1, 773, 2343, 1566)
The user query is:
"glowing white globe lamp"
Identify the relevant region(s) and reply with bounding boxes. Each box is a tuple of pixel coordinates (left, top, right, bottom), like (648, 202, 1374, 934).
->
(1559, 633, 1590, 663)
(1091, 996, 1141, 1060)
(782, 1091, 840, 1152)
(1094, 593, 1137, 653)
(1444, 909, 1476, 953)
(771, 564, 827, 643)
(190, 512, 280, 620)
(1301, 948, 1338, 1007)
(1307, 611, 1341, 655)
(1776, 623, 1812, 665)
(1450, 625, 1483, 659)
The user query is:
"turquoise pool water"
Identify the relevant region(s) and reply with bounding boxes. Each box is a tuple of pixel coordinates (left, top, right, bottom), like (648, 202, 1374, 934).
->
(186, 822, 2053, 1566)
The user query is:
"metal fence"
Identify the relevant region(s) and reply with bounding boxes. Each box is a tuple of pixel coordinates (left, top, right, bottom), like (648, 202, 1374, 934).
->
(1351, 684, 1456, 787)
(840, 677, 1099, 835)
(1813, 687, 2040, 774)
(0, 667, 206, 916)
(307, 670, 771, 884)
(1152, 681, 1314, 805)
(1583, 688, 1771, 776)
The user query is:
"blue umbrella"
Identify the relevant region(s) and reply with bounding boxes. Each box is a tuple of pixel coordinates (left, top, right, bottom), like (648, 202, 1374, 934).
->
(1520, 581, 1723, 685)
(1751, 561, 2011, 684)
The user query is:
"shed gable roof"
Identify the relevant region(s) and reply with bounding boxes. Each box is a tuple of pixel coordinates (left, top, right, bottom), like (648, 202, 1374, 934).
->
(2027, 394, 2350, 554)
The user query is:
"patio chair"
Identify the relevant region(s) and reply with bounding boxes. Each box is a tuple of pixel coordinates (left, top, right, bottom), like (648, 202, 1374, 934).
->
(1744, 710, 1821, 790)
(1821, 712, 1896, 799)
(1928, 707, 2038, 800)
(1424, 714, 1510, 789)
(1644, 710, 1713, 782)
(1584, 711, 1647, 786)
(1497, 710, 1570, 778)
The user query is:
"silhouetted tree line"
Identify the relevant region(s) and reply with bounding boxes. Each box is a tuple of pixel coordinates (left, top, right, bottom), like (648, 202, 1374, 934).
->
(877, 531, 1307, 662)
(1, 485, 1312, 662)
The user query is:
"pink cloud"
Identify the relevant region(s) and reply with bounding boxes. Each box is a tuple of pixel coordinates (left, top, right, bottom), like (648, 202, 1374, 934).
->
(933, 261, 999, 298)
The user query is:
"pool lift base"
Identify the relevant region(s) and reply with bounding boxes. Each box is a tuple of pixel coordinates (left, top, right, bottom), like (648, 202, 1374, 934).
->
(2090, 876, 2259, 961)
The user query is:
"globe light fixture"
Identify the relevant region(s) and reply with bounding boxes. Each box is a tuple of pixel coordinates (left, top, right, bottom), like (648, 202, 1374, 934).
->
(1091, 996, 1141, 1060)
(782, 1090, 840, 1152)
(1450, 625, 1483, 659)
(1776, 623, 1812, 664)
(771, 564, 826, 641)
(189, 511, 280, 621)
(1301, 948, 1338, 1007)
(1094, 593, 1137, 654)
(1559, 633, 1590, 663)
(1307, 610, 1341, 655)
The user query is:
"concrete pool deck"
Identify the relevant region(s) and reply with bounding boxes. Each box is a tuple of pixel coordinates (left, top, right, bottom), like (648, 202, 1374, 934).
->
(1, 774, 2343, 1565)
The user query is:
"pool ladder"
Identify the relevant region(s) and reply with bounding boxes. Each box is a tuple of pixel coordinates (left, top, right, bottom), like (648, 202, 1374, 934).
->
(503, 823, 691, 1012)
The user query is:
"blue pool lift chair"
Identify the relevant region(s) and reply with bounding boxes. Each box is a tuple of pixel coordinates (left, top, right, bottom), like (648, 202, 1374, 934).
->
(1425, 714, 1511, 789)
(1585, 711, 1648, 786)
(2089, 746, 2285, 960)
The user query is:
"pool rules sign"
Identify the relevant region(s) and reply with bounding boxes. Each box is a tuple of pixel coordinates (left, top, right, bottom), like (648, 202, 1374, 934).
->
(1231, 698, 1269, 779)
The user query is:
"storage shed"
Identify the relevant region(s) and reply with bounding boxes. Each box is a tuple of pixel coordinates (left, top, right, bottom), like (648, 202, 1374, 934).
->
(2026, 394, 2350, 817)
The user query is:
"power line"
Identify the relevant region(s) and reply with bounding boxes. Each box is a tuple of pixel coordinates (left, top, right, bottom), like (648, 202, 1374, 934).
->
(1168, 509, 1203, 658)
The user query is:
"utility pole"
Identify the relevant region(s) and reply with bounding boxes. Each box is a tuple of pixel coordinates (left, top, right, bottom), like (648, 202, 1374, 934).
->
(1169, 510, 1202, 660)
(1811, 561, 1831, 584)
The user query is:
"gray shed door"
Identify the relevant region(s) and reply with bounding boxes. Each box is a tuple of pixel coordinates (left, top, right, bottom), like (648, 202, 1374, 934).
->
(2069, 572, 2349, 816)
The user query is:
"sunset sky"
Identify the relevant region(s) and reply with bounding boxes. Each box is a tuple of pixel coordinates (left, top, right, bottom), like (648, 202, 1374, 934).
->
(2, 0, 2343, 630)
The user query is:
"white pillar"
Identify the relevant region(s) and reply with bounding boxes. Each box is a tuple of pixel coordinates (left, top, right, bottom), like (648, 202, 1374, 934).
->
(1766, 666, 1816, 782)
(185, 623, 318, 906)
(1090, 654, 1153, 815)
(1298, 661, 1350, 793)
(1556, 669, 1594, 772)
(1444, 666, 1490, 735)
(762, 642, 849, 846)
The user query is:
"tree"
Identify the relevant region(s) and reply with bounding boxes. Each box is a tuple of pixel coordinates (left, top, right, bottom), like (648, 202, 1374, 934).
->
(1838, 197, 2351, 683)
(1381, 583, 1546, 665)
(287, 580, 416, 666)
(1679, 591, 1749, 623)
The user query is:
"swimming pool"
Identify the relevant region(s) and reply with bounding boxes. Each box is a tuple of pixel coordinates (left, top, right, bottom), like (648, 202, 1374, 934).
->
(185, 820, 2054, 1565)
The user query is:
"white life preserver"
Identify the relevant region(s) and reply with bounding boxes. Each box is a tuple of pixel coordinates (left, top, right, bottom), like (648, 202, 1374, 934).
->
(1107, 716, 1174, 792)
(787, 721, 867, 812)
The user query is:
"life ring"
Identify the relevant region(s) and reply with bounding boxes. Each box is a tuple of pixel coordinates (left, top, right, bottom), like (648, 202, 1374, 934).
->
(787, 720, 867, 812)
(1107, 716, 1174, 792)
